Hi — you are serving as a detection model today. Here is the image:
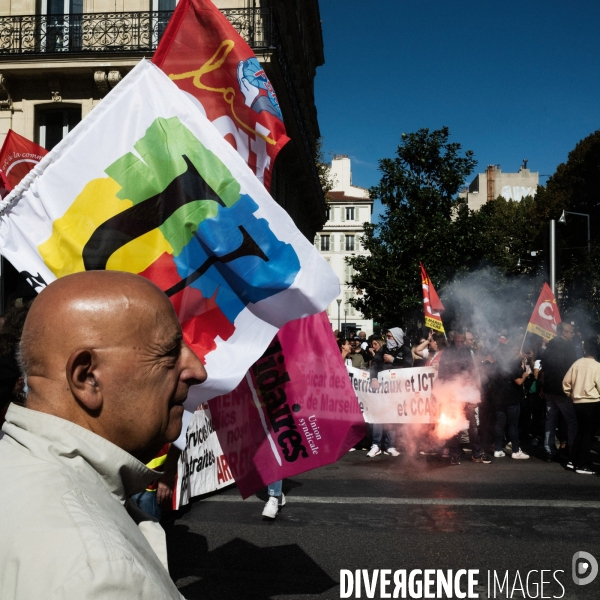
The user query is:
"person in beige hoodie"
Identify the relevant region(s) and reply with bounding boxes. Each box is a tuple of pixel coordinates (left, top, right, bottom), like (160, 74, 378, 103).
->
(0, 271, 207, 599)
(562, 336, 600, 474)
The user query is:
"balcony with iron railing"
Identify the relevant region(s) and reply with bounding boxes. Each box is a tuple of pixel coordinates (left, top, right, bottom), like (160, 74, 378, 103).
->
(0, 8, 273, 55)
(0, 6, 322, 206)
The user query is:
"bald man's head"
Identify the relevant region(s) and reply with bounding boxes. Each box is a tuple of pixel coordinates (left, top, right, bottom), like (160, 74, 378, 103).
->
(22, 271, 207, 462)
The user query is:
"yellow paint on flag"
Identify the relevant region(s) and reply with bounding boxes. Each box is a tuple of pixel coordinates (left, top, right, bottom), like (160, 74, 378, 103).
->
(38, 177, 173, 278)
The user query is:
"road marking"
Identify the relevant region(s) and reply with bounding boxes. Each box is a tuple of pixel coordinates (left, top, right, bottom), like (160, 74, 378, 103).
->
(201, 496, 600, 509)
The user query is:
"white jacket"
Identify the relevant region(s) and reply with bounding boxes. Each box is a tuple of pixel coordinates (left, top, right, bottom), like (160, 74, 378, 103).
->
(0, 403, 185, 600)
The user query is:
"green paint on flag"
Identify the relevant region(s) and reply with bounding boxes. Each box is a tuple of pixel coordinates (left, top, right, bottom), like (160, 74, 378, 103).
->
(105, 117, 241, 255)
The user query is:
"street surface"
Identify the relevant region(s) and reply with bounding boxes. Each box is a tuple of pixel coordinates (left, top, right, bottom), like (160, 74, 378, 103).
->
(165, 446, 600, 600)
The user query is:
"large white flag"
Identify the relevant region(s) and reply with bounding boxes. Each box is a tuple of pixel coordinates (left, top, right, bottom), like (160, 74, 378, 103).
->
(0, 60, 339, 408)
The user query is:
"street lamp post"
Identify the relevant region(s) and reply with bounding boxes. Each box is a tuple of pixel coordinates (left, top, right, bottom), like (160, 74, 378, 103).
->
(559, 210, 591, 253)
(336, 298, 342, 332)
(549, 219, 556, 295)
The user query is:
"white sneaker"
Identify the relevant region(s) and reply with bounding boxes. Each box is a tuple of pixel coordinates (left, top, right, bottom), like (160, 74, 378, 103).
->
(384, 447, 400, 457)
(262, 497, 279, 519)
(494, 450, 505, 458)
(278, 493, 286, 507)
(366, 444, 381, 457)
(512, 450, 529, 460)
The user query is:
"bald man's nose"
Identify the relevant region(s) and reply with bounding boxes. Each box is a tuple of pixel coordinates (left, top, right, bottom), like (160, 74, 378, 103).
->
(180, 343, 207, 387)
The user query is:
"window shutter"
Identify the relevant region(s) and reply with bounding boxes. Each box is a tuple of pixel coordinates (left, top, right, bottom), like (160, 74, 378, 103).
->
(341, 207, 345, 222)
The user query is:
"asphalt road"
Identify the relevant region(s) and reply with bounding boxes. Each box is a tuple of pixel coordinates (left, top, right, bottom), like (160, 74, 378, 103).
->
(165, 446, 600, 600)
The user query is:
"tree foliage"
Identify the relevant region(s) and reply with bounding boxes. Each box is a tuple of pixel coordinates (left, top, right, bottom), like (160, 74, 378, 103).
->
(348, 127, 600, 332)
(347, 127, 477, 328)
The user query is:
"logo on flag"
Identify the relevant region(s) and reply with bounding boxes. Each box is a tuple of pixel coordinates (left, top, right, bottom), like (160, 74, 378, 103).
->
(0, 130, 47, 192)
(420, 262, 445, 333)
(526, 282, 561, 341)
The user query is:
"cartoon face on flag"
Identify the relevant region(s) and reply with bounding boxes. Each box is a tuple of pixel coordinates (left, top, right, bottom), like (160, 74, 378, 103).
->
(0, 60, 339, 405)
(237, 58, 283, 121)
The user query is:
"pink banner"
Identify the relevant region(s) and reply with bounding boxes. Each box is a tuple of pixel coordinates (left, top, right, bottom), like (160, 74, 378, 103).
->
(209, 312, 366, 499)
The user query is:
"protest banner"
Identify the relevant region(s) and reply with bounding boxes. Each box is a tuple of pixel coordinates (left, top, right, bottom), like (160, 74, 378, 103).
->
(0, 60, 338, 412)
(174, 404, 234, 509)
(348, 366, 439, 424)
(153, 0, 288, 190)
(209, 312, 366, 499)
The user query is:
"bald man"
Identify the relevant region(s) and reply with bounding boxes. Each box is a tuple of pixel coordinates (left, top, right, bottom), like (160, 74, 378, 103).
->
(0, 271, 206, 600)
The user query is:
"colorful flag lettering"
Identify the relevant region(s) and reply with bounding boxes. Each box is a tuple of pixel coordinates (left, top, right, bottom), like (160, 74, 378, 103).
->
(209, 312, 365, 499)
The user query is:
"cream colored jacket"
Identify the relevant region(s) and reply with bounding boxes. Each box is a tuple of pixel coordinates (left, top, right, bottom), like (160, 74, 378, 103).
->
(0, 404, 185, 600)
(562, 357, 600, 403)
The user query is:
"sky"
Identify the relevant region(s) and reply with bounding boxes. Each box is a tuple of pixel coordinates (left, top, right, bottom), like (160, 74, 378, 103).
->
(314, 0, 600, 222)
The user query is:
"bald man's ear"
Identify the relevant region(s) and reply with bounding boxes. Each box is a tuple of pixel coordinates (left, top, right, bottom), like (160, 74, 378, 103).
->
(66, 349, 103, 412)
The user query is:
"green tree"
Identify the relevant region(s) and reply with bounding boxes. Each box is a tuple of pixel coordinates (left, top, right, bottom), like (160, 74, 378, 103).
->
(531, 130, 600, 324)
(347, 127, 477, 328)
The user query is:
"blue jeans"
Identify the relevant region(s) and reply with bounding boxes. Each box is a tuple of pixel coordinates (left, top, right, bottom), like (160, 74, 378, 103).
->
(267, 480, 282, 497)
(372, 424, 396, 450)
(495, 404, 520, 452)
(131, 490, 161, 520)
(544, 393, 578, 455)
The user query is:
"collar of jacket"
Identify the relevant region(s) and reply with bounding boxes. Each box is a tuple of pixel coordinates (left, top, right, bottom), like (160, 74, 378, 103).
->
(2, 403, 160, 501)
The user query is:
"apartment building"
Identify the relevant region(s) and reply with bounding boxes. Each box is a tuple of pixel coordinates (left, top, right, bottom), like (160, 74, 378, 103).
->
(316, 155, 373, 336)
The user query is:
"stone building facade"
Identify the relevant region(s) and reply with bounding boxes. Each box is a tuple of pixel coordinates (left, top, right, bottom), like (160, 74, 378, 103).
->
(315, 155, 373, 336)
(460, 162, 539, 211)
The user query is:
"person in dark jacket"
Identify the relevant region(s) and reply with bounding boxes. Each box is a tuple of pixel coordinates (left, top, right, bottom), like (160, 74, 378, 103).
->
(438, 330, 491, 464)
(490, 344, 530, 459)
(367, 327, 412, 457)
(540, 322, 578, 460)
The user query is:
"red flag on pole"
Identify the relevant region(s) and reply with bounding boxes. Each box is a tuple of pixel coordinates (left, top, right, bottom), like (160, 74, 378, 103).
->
(420, 262, 445, 333)
(153, 0, 289, 191)
(526, 283, 561, 341)
(0, 130, 47, 192)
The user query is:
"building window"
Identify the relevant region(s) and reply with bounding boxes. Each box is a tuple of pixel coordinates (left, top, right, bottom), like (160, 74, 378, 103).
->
(326, 207, 331, 221)
(321, 235, 330, 251)
(344, 292, 355, 317)
(345, 235, 354, 251)
(36, 106, 81, 151)
(346, 207, 355, 220)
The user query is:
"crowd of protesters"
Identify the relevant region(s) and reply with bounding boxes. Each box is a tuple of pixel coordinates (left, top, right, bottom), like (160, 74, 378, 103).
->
(335, 321, 600, 475)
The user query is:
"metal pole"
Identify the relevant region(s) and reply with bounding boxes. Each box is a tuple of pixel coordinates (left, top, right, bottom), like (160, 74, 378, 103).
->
(336, 299, 341, 332)
(587, 214, 590, 254)
(549, 219, 556, 295)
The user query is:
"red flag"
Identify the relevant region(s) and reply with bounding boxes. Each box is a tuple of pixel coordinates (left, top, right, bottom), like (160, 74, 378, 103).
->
(209, 312, 365, 498)
(0, 130, 47, 192)
(526, 283, 561, 341)
(420, 263, 445, 333)
(153, 0, 289, 191)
